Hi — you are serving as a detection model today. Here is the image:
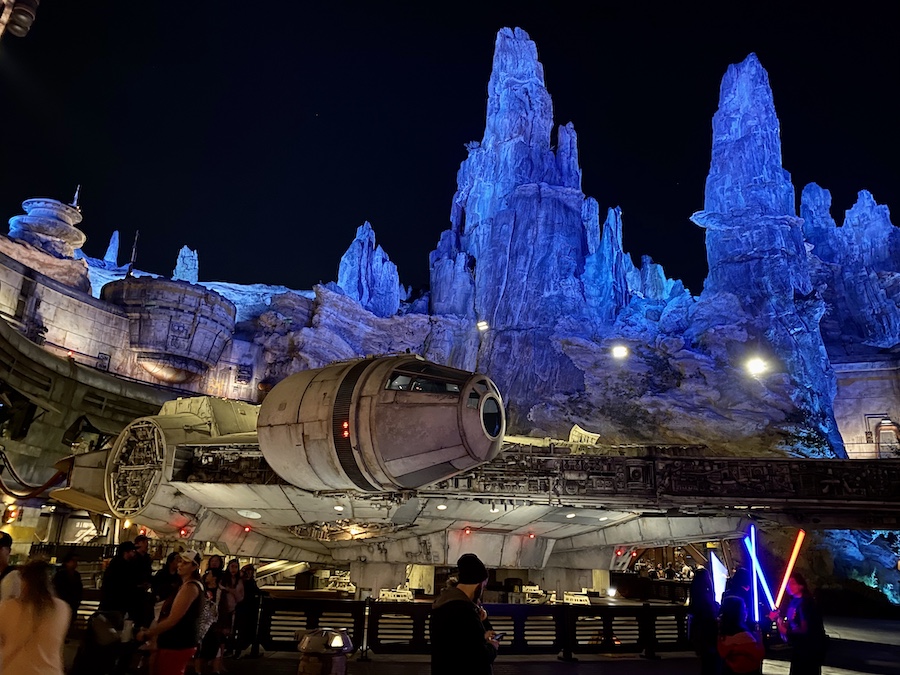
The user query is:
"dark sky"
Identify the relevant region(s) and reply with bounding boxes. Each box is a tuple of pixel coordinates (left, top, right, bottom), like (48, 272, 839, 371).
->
(0, 4, 896, 295)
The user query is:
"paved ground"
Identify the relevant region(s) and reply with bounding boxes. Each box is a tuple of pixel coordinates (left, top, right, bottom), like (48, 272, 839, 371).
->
(64, 617, 900, 675)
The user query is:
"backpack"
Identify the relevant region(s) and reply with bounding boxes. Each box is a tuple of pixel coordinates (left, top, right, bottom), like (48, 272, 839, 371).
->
(190, 580, 219, 643)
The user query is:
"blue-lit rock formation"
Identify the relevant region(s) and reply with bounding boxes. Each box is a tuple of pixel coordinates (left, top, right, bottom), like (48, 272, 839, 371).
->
(430, 28, 603, 429)
(336, 221, 402, 318)
(690, 53, 844, 457)
(802, 184, 900, 355)
(173, 245, 199, 283)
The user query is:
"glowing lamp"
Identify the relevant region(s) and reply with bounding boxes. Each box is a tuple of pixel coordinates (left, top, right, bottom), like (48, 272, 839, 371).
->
(436, 504, 448, 511)
(611, 345, 629, 359)
(746, 357, 767, 375)
(123, 519, 132, 529)
(179, 528, 188, 538)
(607, 588, 617, 597)
(465, 527, 471, 535)
(243, 525, 251, 533)
(528, 533, 535, 539)
(489, 503, 500, 513)
(565, 513, 575, 519)
(476, 321, 489, 332)
(333, 505, 344, 512)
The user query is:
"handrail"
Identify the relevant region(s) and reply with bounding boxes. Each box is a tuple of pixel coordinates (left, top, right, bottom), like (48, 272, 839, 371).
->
(256, 596, 690, 658)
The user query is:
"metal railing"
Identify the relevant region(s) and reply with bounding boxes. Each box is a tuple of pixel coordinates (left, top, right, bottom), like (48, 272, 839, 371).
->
(257, 596, 690, 659)
(67, 592, 690, 660)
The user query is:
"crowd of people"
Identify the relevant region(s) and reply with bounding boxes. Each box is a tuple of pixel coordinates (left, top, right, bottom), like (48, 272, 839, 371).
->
(0, 530, 263, 675)
(688, 565, 829, 675)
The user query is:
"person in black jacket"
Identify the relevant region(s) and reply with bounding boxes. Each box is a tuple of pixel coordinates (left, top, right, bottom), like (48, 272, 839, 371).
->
(53, 552, 83, 631)
(430, 553, 498, 675)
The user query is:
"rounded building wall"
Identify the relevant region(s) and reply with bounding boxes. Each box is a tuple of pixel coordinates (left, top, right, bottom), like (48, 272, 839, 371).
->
(101, 277, 236, 384)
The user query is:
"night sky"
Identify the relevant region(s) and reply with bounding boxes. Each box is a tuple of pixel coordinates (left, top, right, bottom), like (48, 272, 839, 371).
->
(0, 4, 896, 295)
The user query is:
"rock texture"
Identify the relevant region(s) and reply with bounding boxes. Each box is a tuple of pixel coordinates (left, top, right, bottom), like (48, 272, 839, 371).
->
(173, 245, 199, 283)
(802, 185, 900, 355)
(690, 54, 844, 457)
(336, 222, 402, 318)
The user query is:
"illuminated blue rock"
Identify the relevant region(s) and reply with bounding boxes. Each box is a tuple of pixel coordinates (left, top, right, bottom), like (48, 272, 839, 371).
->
(429, 27, 623, 427)
(336, 221, 401, 318)
(173, 245, 199, 283)
(802, 184, 900, 353)
(104, 230, 120, 266)
(691, 54, 844, 457)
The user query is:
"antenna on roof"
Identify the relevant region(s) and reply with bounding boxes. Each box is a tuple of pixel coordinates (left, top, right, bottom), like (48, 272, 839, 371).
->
(70, 185, 82, 211)
(126, 230, 140, 277)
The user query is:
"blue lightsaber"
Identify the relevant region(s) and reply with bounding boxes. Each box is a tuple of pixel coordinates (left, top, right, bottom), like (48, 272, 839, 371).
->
(750, 525, 760, 622)
(743, 535, 776, 611)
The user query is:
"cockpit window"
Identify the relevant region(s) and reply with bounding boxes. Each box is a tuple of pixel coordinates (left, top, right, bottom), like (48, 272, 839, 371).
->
(385, 364, 464, 395)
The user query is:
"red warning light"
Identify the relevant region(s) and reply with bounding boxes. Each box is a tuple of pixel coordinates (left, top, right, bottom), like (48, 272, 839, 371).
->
(139, 528, 147, 536)
(631, 551, 637, 557)
(615, 548, 624, 556)
(464, 527, 471, 535)
(341, 421, 350, 438)
(179, 528, 188, 537)
(244, 525, 251, 533)
(528, 533, 535, 539)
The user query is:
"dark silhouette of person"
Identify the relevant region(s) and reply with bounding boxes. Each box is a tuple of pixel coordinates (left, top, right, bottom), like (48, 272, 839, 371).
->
(430, 553, 498, 675)
(688, 567, 721, 675)
(769, 573, 827, 675)
(53, 552, 83, 631)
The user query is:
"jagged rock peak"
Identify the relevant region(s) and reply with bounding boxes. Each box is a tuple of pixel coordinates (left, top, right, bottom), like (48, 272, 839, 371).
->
(104, 230, 120, 266)
(703, 52, 794, 216)
(173, 245, 199, 283)
(337, 221, 401, 318)
(484, 27, 552, 148)
(844, 190, 893, 232)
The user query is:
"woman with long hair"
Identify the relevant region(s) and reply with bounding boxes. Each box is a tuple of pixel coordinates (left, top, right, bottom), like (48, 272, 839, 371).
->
(688, 567, 721, 675)
(0, 560, 71, 675)
(136, 550, 203, 675)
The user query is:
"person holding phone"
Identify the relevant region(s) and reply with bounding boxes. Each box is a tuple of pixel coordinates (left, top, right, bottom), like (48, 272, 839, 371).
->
(430, 553, 499, 674)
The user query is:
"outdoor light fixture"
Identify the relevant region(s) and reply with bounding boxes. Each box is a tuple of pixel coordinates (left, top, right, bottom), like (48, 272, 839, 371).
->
(611, 345, 628, 359)
(746, 357, 767, 375)
(476, 320, 489, 331)
(436, 504, 448, 511)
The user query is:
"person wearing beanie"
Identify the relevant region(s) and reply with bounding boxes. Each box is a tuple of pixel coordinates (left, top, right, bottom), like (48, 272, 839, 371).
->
(430, 553, 498, 675)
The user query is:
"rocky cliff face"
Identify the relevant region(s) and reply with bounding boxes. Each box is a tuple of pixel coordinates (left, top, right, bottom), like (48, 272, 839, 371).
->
(690, 53, 844, 457)
(802, 184, 900, 356)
